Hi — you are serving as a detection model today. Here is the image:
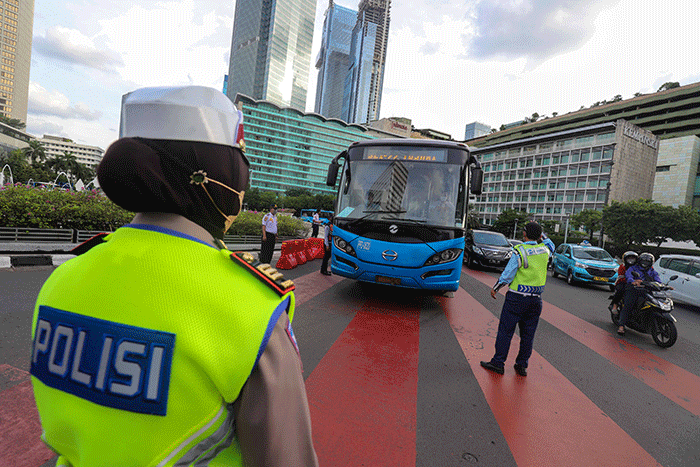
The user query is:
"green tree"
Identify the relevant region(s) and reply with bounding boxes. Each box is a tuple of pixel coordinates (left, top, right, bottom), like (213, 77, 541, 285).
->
(602, 199, 679, 248)
(657, 82, 680, 92)
(23, 140, 47, 164)
(492, 208, 531, 238)
(570, 209, 602, 241)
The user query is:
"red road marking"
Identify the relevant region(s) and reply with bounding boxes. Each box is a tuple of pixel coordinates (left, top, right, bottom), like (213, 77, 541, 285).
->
(464, 268, 700, 416)
(444, 288, 660, 466)
(0, 365, 56, 467)
(305, 302, 420, 467)
(291, 271, 344, 307)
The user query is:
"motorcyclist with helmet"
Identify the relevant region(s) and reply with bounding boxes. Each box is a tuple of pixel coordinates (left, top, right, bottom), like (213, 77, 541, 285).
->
(608, 251, 638, 315)
(617, 252, 671, 336)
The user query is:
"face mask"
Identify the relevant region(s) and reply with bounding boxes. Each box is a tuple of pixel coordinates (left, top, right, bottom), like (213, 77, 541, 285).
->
(190, 170, 245, 234)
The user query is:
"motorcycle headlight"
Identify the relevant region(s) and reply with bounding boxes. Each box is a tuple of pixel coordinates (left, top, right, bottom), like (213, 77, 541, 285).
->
(425, 248, 463, 266)
(660, 299, 673, 311)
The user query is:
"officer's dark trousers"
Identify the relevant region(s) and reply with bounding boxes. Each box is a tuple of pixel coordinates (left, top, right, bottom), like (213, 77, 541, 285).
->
(312, 224, 319, 238)
(320, 247, 331, 273)
(260, 233, 276, 264)
(491, 291, 542, 368)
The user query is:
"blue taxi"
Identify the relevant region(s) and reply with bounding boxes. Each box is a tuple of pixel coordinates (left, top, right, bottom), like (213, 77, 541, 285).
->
(551, 242, 618, 291)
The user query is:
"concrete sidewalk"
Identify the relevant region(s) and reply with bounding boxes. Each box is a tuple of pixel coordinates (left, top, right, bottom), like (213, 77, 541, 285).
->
(0, 241, 283, 269)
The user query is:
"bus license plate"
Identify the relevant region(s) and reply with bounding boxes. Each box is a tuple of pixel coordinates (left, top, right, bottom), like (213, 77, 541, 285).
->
(376, 275, 401, 286)
(593, 277, 607, 281)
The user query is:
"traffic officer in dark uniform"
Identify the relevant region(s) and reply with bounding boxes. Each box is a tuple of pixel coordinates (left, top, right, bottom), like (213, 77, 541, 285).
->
(481, 221, 555, 377)
(29, 86, 318, 466)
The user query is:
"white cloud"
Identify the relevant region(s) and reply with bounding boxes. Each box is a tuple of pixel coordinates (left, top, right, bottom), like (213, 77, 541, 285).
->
(33, 26, 123, 72)
(28, 82, 102, 120)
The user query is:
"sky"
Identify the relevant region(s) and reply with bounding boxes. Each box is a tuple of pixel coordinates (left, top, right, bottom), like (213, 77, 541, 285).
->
(27, 0, 700, 150)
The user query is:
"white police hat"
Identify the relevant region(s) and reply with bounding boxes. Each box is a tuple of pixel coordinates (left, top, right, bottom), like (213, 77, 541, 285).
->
(119, 86, 244, 149)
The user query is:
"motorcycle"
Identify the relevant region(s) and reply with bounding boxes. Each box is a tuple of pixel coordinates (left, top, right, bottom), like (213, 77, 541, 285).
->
(609, 273, 679, 348)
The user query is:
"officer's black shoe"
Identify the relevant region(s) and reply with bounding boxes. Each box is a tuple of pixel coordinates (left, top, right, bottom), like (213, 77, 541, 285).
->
(480, 361, 504, 375)
(514, 364, 528, 377)
(321, 271, 331, 276)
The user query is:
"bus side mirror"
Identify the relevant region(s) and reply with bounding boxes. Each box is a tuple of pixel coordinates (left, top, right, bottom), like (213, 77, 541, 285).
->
(470, 167, 483, 195)
(326, 162, 340, 186)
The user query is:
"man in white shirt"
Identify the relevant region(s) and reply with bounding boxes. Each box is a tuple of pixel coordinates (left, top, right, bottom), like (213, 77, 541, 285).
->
(312, 209, 322, 238)
(261, 205, 278, 263)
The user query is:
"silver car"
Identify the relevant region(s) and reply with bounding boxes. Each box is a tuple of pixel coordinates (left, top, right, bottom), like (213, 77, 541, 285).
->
(653, 254, 700, 308)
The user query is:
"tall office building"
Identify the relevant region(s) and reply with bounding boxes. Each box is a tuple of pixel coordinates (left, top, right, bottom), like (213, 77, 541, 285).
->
(464, 121, 491, 141)
(344, 0, 390, 124)
(314, 1, 356, 119)
(1, 0, 33, 123)
(226, 0, 316, 112)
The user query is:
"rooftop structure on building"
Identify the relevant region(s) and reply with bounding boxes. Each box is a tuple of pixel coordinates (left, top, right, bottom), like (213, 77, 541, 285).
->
(315, 1, 357, 120)
(38, 135, 105, 169)
(1, 0, 34, 123)
(0, 120, 31, 153)
(367, 117, 411, 138)
(413, 128, 452, 141)
(234, 94, 403, 195)
(226, 0, 316, 112)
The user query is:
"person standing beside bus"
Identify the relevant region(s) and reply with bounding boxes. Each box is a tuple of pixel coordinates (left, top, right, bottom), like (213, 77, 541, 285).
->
(261, 204, 278, 264)
(320, 214, 334, 275)
(29, 85, 318, 466)
(312, 209, 322, 238)
(481, 221, 555, 377)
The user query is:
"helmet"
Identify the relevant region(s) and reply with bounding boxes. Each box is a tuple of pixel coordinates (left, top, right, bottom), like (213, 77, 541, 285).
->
(622, 251, 638, 267)
(637, 252, 655, 271)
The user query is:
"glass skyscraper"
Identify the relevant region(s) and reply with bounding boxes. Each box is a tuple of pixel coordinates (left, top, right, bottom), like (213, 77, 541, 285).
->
(314, 1, 357, 119)
(226, 0, 316, 112)
(344, 0, 391, 124)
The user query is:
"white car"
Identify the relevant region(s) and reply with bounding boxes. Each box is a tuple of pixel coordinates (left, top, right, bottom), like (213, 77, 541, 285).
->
(653, 254, 700, 308)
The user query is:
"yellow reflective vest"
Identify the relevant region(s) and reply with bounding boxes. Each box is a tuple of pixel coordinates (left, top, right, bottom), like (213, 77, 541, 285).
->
(30, 224, 294, 466)
(509, 242, 550, 294)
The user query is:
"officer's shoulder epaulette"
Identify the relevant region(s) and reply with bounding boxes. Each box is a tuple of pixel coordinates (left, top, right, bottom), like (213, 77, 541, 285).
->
(230, 251, 295, 297)
(70, 232, 109, 255)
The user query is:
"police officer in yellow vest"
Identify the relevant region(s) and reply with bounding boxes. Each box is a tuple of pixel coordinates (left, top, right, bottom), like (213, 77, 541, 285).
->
(480, 222, 555, 377)
(30, 86, 318, 466)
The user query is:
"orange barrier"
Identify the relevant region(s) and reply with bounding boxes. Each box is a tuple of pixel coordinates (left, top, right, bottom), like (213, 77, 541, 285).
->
(276, 240, 299, 270)
(306, 237, 325, 260)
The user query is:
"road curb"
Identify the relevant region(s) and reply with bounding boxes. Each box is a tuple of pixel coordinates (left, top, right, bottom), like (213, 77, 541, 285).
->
(0, 254, 77, 269)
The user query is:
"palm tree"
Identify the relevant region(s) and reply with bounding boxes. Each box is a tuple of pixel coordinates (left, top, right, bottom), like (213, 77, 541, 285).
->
(23, 140, 47, 164)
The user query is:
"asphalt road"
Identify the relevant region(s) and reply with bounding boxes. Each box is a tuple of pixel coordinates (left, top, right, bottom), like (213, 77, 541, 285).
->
(2, 260, 700, 466)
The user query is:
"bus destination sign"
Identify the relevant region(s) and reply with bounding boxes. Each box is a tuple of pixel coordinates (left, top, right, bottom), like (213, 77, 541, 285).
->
(363, 148, 448, 162)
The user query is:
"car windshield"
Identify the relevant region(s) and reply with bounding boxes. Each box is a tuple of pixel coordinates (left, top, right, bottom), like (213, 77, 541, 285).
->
(572, 247, 613, 261)
(473, 231, 511, 247)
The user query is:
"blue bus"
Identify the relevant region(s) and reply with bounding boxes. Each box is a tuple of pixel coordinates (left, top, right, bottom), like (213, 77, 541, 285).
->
(326, 139, 483, 291)
(299, 209, 334, 225)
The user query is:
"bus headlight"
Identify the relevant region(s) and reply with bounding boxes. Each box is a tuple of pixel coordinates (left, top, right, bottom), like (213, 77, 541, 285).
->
(333, 237, 356, 257)
(424, 248, 463, 266)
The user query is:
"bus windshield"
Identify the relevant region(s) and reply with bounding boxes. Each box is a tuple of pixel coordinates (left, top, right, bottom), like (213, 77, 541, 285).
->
(335, 159, 464, 228)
